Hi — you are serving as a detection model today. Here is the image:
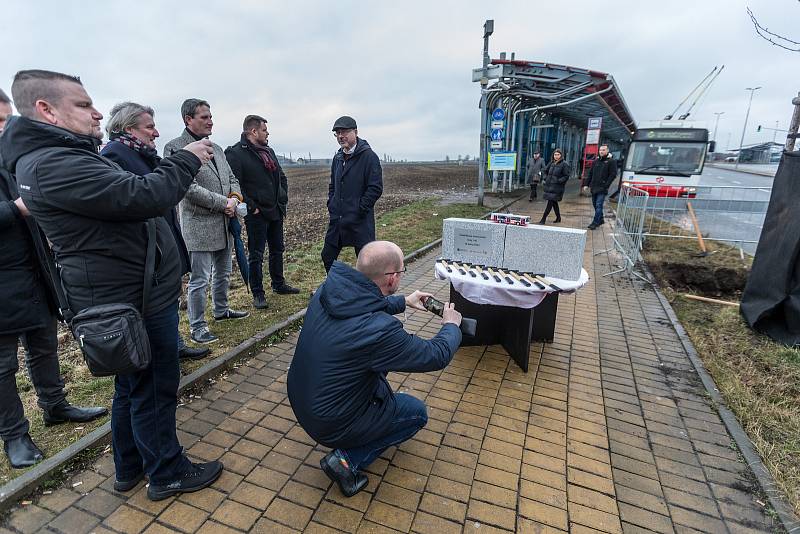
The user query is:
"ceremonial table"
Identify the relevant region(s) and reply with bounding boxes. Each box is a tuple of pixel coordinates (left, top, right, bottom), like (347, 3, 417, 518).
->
(435, 262, 589, 372)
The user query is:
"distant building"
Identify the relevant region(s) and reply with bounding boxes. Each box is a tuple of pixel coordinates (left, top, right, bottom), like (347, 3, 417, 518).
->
(737, 142, 783, 164)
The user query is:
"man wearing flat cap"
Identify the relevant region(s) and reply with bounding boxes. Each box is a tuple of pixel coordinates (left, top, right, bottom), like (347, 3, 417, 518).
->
(322, 116, 383, 272)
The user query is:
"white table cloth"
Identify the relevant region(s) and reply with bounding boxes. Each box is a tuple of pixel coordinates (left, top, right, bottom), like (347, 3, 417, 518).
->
(435, 263, 589, 309)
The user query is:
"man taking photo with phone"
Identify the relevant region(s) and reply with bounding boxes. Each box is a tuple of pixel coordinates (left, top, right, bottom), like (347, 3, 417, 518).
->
(287, 240, 461, 497)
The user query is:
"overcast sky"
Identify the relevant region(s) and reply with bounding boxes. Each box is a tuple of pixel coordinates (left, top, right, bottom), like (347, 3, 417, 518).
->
(1, 0, 796, 161)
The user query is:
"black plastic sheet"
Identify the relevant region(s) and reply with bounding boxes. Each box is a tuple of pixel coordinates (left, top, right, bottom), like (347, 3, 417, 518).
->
(741, 151, 800, 346)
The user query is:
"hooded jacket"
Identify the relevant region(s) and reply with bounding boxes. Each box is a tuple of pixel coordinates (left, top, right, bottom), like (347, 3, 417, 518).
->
(287, 261, 461, 448)
(0, 116, 201, 317)
(542, 159, 571, 202)
(325, 138, 383, 248)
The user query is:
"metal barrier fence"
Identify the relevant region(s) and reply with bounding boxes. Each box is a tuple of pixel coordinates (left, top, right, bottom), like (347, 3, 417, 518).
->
(635, 184, 770, 256)
(600, 185, 649, 278)
(604, 184, 772, 276)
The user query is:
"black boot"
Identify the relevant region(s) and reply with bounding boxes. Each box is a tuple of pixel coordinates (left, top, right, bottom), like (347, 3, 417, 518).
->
(320, 450, 368, 497)
(178, 346, 210, 361)
(4, 434, 44, 468)
(147, 460, 223, 501)
(43, 402, 108, 426)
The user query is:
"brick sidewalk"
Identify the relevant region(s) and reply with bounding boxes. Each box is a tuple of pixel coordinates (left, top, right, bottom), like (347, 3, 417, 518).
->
(2, 193, 780, 533)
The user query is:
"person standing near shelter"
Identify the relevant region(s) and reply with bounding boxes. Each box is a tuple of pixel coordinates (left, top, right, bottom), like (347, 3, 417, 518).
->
(0, 87, 106, 469)
(583, 144, 618, 229)
(100, 102, 209, 361)
(526, 150, 545, 201)
(609, 150, 626, 200)
(322, 116, 383, 272)
(225, 115, 299, 310)
(288, 241, 462, 497)
(0, 70, 223, 498)
(164, 99, 248, 345)
(537, 148, 571, 225)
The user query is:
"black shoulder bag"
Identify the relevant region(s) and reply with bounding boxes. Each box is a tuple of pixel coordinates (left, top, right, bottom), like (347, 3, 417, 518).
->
(46, 220, 156, 377)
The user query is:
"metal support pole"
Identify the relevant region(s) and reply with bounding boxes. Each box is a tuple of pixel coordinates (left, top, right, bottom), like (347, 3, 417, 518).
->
(736, 86, 761, 169)
(712, 111, 724, 142)
(787, 92, 800, 152)
(477, 19, 494, 206)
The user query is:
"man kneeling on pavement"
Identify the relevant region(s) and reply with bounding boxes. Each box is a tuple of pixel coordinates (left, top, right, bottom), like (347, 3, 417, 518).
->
(287, 241, 462, 496)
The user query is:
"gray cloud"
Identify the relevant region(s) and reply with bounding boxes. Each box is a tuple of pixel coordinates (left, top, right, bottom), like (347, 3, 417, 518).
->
(1, 0, 796, 160)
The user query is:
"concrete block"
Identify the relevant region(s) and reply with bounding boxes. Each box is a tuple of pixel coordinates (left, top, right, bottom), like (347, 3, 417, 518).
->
(442, 218, 506, 268)
(503, 224, 586, 281)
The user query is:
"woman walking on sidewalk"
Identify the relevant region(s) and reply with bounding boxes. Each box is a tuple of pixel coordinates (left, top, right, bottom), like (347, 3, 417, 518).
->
(538, 149, 571, 224)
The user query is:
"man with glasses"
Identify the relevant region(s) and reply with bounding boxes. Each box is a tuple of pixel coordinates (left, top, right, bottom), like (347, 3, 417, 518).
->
(321, 116, 383, 272)
(288, 241, 462, 497)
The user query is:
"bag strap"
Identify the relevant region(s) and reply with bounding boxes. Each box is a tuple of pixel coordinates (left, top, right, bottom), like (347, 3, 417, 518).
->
(43, 244, 75, 324)
(142, 219, 157, 313)
(45, 219, 158, 322)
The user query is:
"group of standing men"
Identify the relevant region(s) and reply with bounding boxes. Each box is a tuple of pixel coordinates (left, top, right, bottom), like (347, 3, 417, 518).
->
(0, 69, 384, 502)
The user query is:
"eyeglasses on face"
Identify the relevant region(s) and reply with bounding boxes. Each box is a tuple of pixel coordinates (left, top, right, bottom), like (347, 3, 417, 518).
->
(333, 129, 354, 137)
(384, 267, 407, 276)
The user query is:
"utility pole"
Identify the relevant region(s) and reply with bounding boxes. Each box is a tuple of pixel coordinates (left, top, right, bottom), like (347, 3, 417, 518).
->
(772, 120, 779, 144)
(736, 86, 761, 169)
(787, 92, 800, 152)
(477, 19, 494, 207)
(712, 112, 724, 141)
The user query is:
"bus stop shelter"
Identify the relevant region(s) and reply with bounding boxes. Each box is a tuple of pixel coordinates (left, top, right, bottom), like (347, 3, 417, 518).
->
(475, 58, 637, 190)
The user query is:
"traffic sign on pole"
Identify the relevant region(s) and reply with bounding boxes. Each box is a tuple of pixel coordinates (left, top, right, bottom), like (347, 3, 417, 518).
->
(490, 129, 504, 141)
(492, 108, 505, 121)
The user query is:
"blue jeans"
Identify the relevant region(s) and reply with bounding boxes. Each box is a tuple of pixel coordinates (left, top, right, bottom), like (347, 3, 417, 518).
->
(591, 192, 607, 226)
(339, 393, 428, 471)
(112, 302, 190, 485)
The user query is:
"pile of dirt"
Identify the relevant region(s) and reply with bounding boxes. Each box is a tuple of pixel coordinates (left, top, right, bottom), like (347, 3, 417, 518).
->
(642, 237, 752, 299)
(649, 261, 749, 297)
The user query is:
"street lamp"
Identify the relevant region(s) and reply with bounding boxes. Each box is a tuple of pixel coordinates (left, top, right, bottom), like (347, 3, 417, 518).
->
(736, 86, 761, 169)
(477, 19, 494, 206)
(712, 111, 724, 142)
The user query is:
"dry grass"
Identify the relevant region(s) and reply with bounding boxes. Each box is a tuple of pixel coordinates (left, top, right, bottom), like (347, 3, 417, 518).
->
(670, 296, 800, 516)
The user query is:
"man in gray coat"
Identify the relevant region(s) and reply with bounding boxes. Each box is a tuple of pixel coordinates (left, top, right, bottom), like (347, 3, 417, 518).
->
(525, 150, 545, 201)
(164, 99, 248, 344)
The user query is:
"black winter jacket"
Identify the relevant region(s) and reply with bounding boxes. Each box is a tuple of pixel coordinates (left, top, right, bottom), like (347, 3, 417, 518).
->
(0, 167, 57, 334)
(585, 155, 618, 194)
(287, 261, 461, 448)
(326, 138, 382, 247)
(542, 160, 571, 201)
(0, 116, 201, 317)
(100, 141, 192, 276)
(225, 136, 288, 222)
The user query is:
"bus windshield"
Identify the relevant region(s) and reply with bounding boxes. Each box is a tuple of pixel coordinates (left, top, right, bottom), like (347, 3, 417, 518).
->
(625, 141, 706, 175)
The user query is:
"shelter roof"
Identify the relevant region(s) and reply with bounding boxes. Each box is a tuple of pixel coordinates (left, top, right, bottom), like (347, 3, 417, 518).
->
(489, 59, 636, 141)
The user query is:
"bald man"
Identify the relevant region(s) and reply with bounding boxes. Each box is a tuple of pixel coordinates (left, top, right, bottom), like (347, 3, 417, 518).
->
(287, 241, 462, 497)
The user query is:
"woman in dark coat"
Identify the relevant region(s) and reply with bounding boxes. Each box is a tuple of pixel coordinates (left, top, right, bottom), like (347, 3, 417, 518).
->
(538, 148, 571, 224)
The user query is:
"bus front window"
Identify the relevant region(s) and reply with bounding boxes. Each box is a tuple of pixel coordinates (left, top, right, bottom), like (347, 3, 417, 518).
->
(626, 142, 706, 175)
